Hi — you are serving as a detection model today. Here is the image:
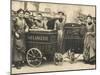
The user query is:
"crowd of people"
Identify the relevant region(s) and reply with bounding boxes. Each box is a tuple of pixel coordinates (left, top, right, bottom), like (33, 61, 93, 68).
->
(11, 9, 66, 30)
(11, 8, 66, 69)
(11, 8, 96, 69)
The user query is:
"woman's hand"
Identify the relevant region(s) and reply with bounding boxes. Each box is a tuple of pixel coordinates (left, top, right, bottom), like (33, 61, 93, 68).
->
(86, 32, 93, 35)
(15, 32, 19, 38)
(86, 32, 90, 35)
(25, 26, 29, 32)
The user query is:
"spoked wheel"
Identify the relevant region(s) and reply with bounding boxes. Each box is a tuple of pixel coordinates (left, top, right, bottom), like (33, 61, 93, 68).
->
(26, 48, 42, 67)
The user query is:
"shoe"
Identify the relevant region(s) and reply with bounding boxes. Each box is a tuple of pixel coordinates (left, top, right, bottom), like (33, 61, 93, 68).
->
(16, 66, 21, 69)
(15, 61, 22, 69)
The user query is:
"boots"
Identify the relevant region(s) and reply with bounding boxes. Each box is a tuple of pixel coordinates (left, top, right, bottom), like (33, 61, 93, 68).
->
(15, 61, 22, 69)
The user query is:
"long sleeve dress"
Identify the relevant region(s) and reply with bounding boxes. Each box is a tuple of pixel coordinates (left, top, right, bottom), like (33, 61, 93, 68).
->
(83, 22, 96, 63)
(13, 17, 28, 62)
(55, 19, 65, 53)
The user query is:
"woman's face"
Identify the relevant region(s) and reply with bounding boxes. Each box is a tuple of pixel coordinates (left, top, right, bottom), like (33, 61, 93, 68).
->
(37, 15, 42, 20)
(44, 17, 48, 21)
(59, 13, 63, 17)
(87, 17, 92, 23)
(18, 11, 24, 18)
(58, 13, 64, 18)
(24, 12, 30, 18)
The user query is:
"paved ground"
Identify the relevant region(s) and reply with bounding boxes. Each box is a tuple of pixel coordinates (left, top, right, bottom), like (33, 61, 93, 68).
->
(11, 54, 95, 74)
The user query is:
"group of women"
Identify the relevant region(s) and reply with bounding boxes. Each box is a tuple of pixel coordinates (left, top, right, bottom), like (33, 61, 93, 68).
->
(11, 8, 96, 69)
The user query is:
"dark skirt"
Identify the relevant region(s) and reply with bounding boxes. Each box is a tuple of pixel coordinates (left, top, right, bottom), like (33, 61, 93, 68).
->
(13, 35, 26, 62)
(83, 33, 96, 62)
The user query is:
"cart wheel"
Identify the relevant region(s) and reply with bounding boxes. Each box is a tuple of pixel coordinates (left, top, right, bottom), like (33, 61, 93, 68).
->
(26, 48, 42, 67)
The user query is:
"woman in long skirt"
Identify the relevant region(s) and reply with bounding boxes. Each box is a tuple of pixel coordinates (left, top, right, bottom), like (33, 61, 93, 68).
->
(13, 9, 29, 69)
(83, 15, 96, 64)
(54, 12, 66, 53)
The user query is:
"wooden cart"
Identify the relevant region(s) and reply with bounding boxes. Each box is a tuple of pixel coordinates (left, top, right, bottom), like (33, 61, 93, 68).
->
(25, 29, 57, 67)
(63, 23, 85, 53)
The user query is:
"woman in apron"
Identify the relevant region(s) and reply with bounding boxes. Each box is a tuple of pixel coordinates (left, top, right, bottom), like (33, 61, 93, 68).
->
(54, 12, 66, 53)
(13, 9, 29, 69)
(83, 15, 96, 64)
